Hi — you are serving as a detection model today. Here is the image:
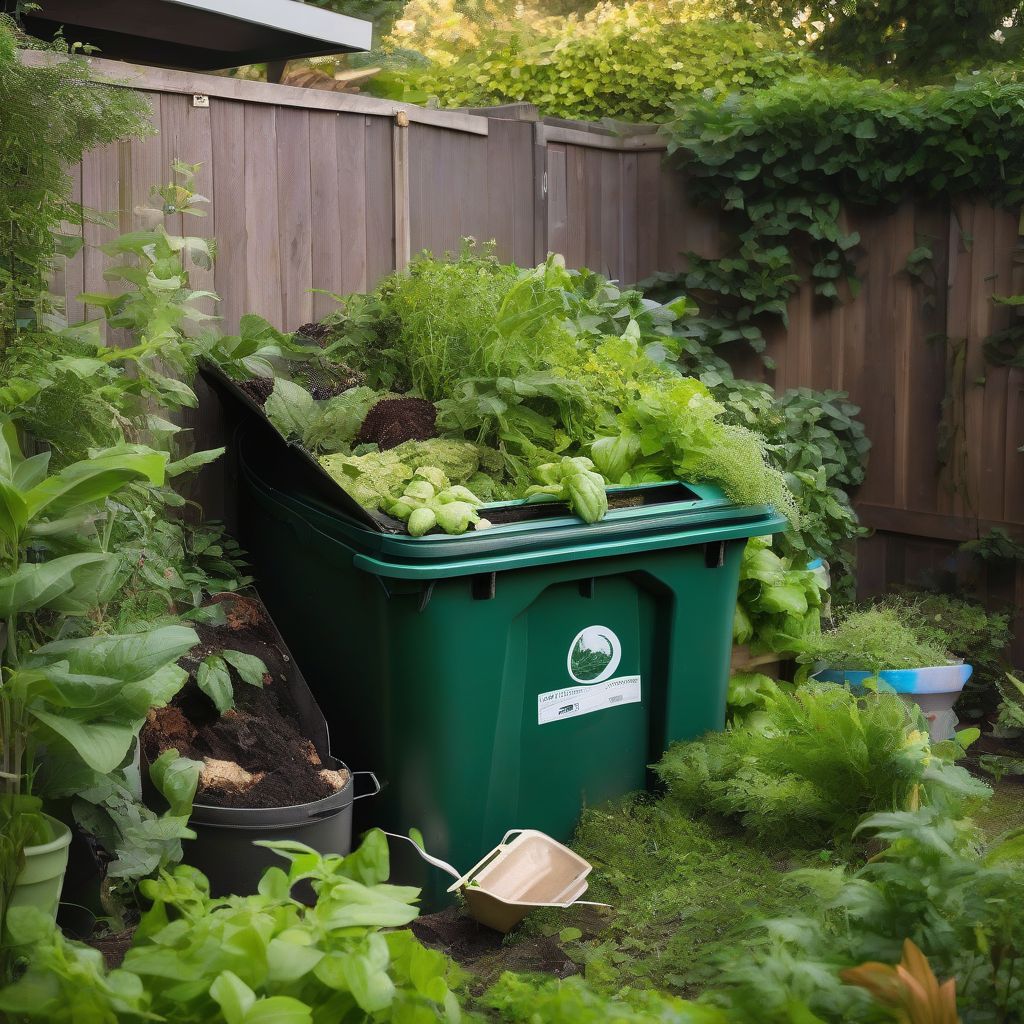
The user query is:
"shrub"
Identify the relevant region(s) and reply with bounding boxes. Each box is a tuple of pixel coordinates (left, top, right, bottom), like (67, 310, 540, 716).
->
(403, 5, 814, 121)
(0, 16, 152, 340)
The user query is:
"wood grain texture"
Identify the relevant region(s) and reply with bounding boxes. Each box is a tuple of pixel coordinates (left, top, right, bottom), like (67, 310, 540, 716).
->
(337, 113, 368, 293)
(210, 98, 248, 331)
(276, 107, 314, 330)
(309, 111, 344, 316)
(363, 115, 394, 286)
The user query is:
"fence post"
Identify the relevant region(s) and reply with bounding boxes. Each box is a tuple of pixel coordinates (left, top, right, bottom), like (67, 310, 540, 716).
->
(393, 111, 411, 271)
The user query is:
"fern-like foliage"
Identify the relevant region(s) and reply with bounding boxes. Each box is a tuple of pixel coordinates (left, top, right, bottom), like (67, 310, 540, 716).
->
(656, 682, 987, 848)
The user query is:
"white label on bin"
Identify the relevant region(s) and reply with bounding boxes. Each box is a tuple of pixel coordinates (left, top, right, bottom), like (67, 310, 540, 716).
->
(537, 675, 641, 725)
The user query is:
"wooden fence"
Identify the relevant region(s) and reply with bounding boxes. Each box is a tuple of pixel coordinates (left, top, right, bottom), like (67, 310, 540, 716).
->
(38, 55, 1024, 658)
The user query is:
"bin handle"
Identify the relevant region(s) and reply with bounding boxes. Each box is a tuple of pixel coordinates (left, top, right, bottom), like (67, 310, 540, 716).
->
(351, 771, 381, 800)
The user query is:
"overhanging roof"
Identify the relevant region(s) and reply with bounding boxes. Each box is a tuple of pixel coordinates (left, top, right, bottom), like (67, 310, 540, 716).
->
(6, 0, 371, 69)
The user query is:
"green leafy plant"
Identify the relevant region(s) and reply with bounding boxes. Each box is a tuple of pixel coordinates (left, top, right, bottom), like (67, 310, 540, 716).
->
(299, 248, 798, 531)
(881, 592, 1011, 719)
(0, 15, 153, 344)
(961, 526, 1024, 564)
(721, 808, 1024, 1023)
(804, 607, 952, 675)
(393, 10, 814, 121)
(482, 972, 727, 1022)
(196, 649, 268, 714)
(0, 415, 203, 954)
(661, 67, 1024, 385)
(0, 830, 465, 1022)
(733, 536, 823, 660)
(656, 682, 986, 847)
(737, 0, 1022, 75)
(524, 456, 608, 524)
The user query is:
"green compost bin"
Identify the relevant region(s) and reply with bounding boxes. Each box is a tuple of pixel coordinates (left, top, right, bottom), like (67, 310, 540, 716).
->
(235, 428, 786, 905)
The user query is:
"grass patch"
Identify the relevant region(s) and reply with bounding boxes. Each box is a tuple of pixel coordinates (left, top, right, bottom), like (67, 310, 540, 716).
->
(972, 776, 1024, 845)
(507, 793, 821, 999)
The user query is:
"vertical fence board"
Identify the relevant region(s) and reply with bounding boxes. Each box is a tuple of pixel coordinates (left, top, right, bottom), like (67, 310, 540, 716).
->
(904, 204, 950, 515)
(242, 104, 282, 326)
(546, 143, 568, 258)
(599, 151, 621, 280)
(59, 161, 86, 327)
(309, 111, 344, 317)
(276, 108, 313, 330)
(965, 204, 996, 519)
(337, 113, 368, 293)
(363, 115, 394, 286)
(636, 153, 661, 279)
(80, 142, 121, 337)
(620, 153, 638, 285)
(210, 99, 248, 331)
(978, 208, 1017, 521)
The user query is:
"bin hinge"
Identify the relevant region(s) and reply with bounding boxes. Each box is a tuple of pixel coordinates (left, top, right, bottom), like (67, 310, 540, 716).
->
(704, 540, 725, 569)
(471, 572, 497, 600)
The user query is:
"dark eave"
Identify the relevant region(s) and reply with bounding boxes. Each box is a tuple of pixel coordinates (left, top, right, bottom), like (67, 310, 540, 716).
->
(5, 0, 371, 69)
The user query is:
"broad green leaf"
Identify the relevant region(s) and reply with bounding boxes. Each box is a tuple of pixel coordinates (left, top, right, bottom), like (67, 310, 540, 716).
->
(198, 655, 234, 713)
(753, 583, 809, 616)
(23, 448, 167, 519)
(27, 626, 199, 683)
(0, 553, 108, 617)
(0, 416, 24, 479)
(119, 663, 189, 716)
(222, 649, 268, 687)
(28, 710, 135, 773)
(0, 480, 28, 544)
(45, 553, 122, 615)
(149, 749, 202, 816)
(245, 997, 313, 1024)
(319, 880, 420, 930)
(341, 937, 395, 1013)
(265, 379, 316, 441)
(166, 447, 225, 477)
(266, 937, 324, 983)
(210, 971, 255, 1024)
(12, 452, 51, 491)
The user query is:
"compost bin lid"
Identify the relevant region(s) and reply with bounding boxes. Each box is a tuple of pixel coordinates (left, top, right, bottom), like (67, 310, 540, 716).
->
(237, 425, 788, 580)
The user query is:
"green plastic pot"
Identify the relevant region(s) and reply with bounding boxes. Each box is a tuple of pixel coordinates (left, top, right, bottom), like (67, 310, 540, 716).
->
(9, 814, 72, 920)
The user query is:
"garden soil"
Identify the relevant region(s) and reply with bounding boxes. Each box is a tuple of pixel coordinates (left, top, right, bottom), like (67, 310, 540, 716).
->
(143, 594, 345, 809)
(411, 907, 583, 993)
(357, 396, 438, 449)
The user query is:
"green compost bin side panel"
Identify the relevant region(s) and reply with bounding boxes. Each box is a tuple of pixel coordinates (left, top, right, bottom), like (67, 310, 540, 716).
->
(240, 469, 767, 906)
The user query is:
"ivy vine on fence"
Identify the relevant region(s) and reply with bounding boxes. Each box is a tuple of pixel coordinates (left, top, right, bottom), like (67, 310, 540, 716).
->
(661, 68, 1024, 362)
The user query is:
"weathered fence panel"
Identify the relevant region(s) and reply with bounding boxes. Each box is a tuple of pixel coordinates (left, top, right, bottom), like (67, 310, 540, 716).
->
(39, 55, 1024, 659)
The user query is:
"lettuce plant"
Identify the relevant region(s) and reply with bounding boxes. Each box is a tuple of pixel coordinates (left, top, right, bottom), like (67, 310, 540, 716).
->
(0, 831, 464, 1022)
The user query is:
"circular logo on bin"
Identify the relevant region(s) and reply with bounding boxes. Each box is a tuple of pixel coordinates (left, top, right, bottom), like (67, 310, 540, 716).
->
(567, 626, 621, 684)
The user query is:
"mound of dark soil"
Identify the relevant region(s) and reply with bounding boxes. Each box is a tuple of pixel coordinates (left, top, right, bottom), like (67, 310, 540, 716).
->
(292, 360, 365, 401)
(357, 396, 437, 450)
(143, 594, 345, 809)
(237, 376, 275, 406)
(293, 321, 333, 347)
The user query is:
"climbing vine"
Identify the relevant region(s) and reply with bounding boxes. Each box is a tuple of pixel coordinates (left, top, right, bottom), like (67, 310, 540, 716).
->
(662, 68, 1024, 359)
